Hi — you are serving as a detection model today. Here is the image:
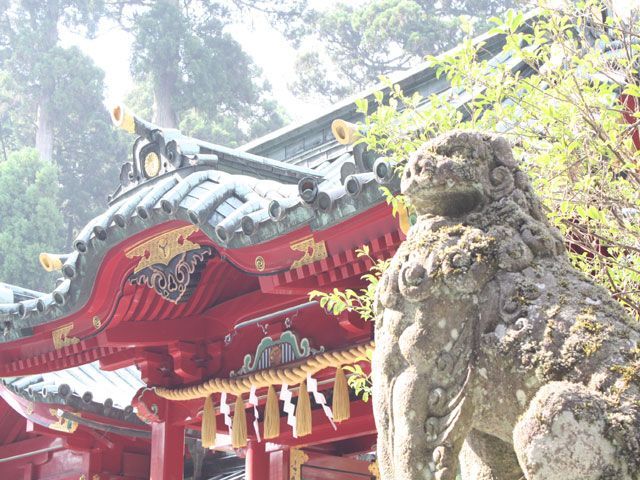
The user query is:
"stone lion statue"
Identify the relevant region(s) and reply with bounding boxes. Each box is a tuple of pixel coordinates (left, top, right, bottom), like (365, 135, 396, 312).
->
(373, 131, 640, 480)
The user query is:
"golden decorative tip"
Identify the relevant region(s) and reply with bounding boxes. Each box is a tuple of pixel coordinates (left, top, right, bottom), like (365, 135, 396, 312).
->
(111, 104, 135, 134)
(39, 253, 63, 272)
(331, 119, 361, 145)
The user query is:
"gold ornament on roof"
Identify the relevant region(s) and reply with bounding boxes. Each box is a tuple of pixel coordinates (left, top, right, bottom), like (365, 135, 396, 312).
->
(331, 119, 361, 145)
(290, 235, 328, 270)
(52, 322, 80, 350)
(48, 408, 79, 433)
(111, 104, 135, 134)
(143, 151, 161, 178)
(125, 225, 201, 274)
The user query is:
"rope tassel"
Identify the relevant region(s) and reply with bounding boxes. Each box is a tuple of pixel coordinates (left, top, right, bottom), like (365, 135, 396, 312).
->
(295, 379, 312, 437)
(201, 395, 216, 448)
(232, 394, 247, 448)
(264, 385, 281, 439)
(332, 366, 351, 423)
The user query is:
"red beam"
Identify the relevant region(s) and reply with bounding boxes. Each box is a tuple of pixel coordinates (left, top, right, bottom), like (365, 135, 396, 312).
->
(0, 436, 64, 464)
(274, 400, 375, 448)
(0, 415, 25, 445)
(99, 348, 142, 371)
(330, 434, 377, 456)
(303, 450, 373, 479)
(106, 318, 205, 346)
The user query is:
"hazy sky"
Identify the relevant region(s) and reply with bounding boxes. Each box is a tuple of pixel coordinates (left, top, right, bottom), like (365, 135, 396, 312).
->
(59, 7, 331, 124)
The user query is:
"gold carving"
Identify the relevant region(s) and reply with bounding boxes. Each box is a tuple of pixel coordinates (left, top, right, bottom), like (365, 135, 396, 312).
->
(125, 225, 201, 274)
(143, 151, 161, 178)
(92, 316, 102, 329)
(369, 461, 380, 479)
(48, 409, 79, 433)
(255, 256, 266, 271)
(289, 448, 309, 480)
(25, 402, 34, 415)
(290, 236, 328, 270)
(52, 323, 80, 350)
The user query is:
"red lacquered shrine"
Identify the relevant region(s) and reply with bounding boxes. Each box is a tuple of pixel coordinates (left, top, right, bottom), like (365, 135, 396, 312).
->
(0, 97, 400, 477)
(4, 20, 631, 479)
(0, 61, 421, 476)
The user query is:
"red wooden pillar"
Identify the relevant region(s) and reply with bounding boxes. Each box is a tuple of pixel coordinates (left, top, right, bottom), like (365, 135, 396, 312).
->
(246, 440, 270, 480)
(150, 418, 185, 480)
(269, 448, 289, 480)
(133, 388, 186, 480)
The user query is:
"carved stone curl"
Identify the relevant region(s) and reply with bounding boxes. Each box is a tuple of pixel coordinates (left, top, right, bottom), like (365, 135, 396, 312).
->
(373, 131, 640, 480)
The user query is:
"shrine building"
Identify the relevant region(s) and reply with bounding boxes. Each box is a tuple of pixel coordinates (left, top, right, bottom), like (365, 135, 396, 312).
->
(0, 15, 630, 479)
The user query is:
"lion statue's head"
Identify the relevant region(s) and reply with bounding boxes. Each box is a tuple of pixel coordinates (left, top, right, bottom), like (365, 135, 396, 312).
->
(401, 131, 533, 218)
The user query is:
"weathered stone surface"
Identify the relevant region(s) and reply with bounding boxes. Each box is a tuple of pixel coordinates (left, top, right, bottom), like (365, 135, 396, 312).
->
(373, 131, 640, 480)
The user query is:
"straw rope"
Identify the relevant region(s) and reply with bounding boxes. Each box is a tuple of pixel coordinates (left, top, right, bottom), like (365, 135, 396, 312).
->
(155, 341, 373, 401)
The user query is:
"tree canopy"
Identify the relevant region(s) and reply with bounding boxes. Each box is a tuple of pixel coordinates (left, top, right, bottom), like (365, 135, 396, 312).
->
(0, 149, 65, 289)
(291, 0, 517, 102)
(115, 0, 305, 144)
(0, 0, 125, 249)
(0, 0, 304, 289)
(315, 4, 640, 327)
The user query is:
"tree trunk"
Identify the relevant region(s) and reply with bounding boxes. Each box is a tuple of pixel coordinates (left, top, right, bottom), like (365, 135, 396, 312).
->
(35, 95, 54, 162)
(34, 3, 59, 162)
(153, 73, 178, 129)
(151, 0, 181, 129)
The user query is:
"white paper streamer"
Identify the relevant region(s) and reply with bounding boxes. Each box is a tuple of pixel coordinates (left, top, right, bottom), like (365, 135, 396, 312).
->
(220, 392, 232, 436)
(279, 383, 297, 438)
(306, 374, 337, 430)
(249, 385, 261, 442)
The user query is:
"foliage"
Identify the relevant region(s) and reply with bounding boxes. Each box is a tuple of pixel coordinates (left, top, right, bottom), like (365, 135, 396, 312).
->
(344, 348, 374, 402)
(309, 246, 390, 322)
(351, 4, 640, 319)
(0, 1, 126, 245)
(291, 0, 516, 101)
(114, 0, 298, 142)
(0, 149, 65, 290)
(317, 4, 640, 402)
(310, 247, 388, 403)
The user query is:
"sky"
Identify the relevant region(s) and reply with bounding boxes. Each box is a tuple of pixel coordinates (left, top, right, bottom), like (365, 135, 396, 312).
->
(58, 5, 336, 124)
